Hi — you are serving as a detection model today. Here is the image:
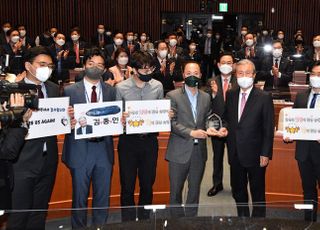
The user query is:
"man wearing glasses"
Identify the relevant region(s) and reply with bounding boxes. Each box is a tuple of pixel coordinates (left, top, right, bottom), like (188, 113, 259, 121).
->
(223, 59, 274, 218)
(8, 46, 60, 230)
(116, 51, 164, 221)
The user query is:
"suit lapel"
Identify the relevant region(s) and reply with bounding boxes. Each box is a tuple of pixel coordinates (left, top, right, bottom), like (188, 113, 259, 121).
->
(301, 89, 311, 107)
(76, 80, 87, 104)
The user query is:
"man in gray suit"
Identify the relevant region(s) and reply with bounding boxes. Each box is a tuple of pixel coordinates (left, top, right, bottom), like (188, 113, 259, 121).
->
(62, 48, 116, 229)
(166, 60, 225, 217)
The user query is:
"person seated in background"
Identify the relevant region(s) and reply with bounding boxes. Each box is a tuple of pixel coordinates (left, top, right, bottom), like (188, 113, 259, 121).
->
(256, 28, 272, 48)
(183, 40, 202, 63)
(38, 28, 54, 47)
(49, 32, 71, 83)
(104, 32, 127, 67)
(66, 28, 88, 69)
(137, 32, 154, 55)
(236, 32, 262, 71)
(257, 40, 293, 100)
(17, 24, 35, 49)
(124, 31, 139, 55)
(289, 40, 309, 71)
(234, 25, 248, 51)
(152, 40, 183, 95)
(91, 24, 108, 49)
(108, 47, 132, 85)
(2, 28, 26, 75)
(0, 21, 11, 45)
(306, 34, 320, 70)
(274, 30, 290, 55)
(167, 32, 184, 60)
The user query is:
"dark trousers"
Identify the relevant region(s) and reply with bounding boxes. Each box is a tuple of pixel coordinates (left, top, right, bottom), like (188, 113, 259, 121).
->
(201, 54, 214, 84)
(169, 145, 206, 217)
(230, 157, 266, 218)
(70, 142, 112, 229)
(118, 134, 158, 221)
(297, 156, 320, 222)
(211, 137, 226, 187)
(7, 166, 57, 230)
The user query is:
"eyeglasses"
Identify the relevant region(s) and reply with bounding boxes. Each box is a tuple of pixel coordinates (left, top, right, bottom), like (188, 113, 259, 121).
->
(138, 67, 155, 75)
(236, 71, 254, 77)
(35, 62, 55, 70)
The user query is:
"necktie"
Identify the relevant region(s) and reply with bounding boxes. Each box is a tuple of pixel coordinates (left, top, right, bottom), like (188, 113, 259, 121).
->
(240, 92, 247, 118)
(273, 59, 279, 88)
(74, 43, 80, 64)
(310, 93, 319, 108)
(37, 85, 44, 98)
(246, 47, 250, 58)
(91, 86, 97, 103)
(275, 59, 279, 68)
(223, 78, 229, 101)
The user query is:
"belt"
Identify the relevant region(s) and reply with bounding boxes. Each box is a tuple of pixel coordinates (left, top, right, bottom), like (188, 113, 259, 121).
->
(88, 137, 104, 142)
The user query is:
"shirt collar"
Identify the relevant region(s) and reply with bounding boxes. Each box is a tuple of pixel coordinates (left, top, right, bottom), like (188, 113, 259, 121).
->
(83, 77, 101, 89)
(240, 85, 253, 95)
(185, 84, 198, 97)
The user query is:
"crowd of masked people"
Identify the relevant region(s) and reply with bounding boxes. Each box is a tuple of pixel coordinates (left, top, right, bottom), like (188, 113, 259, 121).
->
(1, 20, 320, 230)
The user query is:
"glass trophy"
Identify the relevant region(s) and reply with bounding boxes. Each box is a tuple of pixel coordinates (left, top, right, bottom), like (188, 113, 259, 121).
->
(206, 113, 223, 130)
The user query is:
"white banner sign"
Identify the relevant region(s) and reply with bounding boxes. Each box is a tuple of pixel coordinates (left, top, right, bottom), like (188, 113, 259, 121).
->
(26, 97, 71, 140)
(283, 108, 320, 140)
(74, 101, 123, 139)
(125, 100, 171, 134)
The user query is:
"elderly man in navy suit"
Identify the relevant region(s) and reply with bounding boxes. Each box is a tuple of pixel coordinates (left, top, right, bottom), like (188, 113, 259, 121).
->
(62, 48, 116, 229)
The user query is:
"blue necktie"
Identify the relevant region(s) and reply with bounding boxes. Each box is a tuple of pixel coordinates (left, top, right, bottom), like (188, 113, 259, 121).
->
(310, 94, 319, 108)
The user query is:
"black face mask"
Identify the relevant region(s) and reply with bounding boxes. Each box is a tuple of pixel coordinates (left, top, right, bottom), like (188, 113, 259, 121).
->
(139, 73, 153, 82)
(184, 75, 200, 87)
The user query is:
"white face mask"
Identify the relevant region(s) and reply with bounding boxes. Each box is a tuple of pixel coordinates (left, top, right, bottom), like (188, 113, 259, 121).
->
(106, 31, 112, 36)
(245, 39, 254, 47)
(11, 36, 20, 43)
(169, 39, 177, 47)
(219, 64, 233, 75)
(140, 36, 147, 42)
(51, 32, 56, 37)
(215, 35, 220, 40)
(278, 34, 284, 39)
(114, 38, 123, 46)
(19, 30, 26, 37)
(237, 76, 254, 89)
(97, 29, 105, 34)
(127, 35, 134, 42)
(313, 40, 320, 48)
(207, 33, 212, 38)
(241, 30, 247, 36)
(118, 57, 128, 65)
(34, 66, 52, 82)
(309, 76, 320, 88)
(71, 35, 80, 41)
(262, 31, 268, 36)
(272, 48, 283, 58)
(3, 27, 10, 33)
(158, 50, 168, 59)
(56, 39, 65, 46)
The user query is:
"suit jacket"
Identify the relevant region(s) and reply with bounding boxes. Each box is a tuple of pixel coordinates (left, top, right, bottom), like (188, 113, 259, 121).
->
(104, 43, 128, 68)
(152, 57, 183, 94)
(62, 80, 116, 169)
(211, 75, 237, 117)
(257, 55, 293, 92)
(91, 33, 109, 48)
(166, 87, 212, 164)
(199, 36, 215, 56)
(236, 46, 262, 71)
(224, 87, 274, 167)
(2, 43, 26, 75)
(49, 44, 71, 83)
(66, 40, 88, 68)
(12, 80, 59, 176)
(76, 125, 93, 135)
(293, 89, 320, 163)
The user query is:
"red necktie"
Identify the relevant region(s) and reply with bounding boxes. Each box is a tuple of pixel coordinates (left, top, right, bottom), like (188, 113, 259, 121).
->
(91, 86, 97, 103)
(274, 59, 279, 87)
(223, 78, 229, 101)
(74, 43, 80, 64)
(275, 59, 279, 68)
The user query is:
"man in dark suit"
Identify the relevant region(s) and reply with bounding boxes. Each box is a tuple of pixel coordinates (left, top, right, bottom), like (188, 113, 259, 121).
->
(257, 40, 294, 100)
(286, 61, 320, 221)
(62, 48, 116, 229)
(8, 46, 60, 230)
(152, 40, 183, 95)
(223, 59, 274, 217)
(207, 53, 237, 197)
(234, 25, 248, 51)
(0, 21, 11, 45)
(76, 116, 93, 135)
(166, 60, 221, 217)
(123, 31, 139, 55)
(236, 33, 262, 71)
(91, 24, 108, 49)
(66, 28, 88, 69)
(199, 29, 215, 84)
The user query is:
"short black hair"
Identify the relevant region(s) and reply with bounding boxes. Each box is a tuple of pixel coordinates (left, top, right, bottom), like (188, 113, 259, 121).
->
(154, 40, 168, 49)
(102, 70, 114, 81)
(311, 61, 320, 71)
(6, 28, 18, 37)
(83, 48, 106, 66)
(53, 31, 65, 38)
(272, 39, 283, 46)
(23, 46, 53, 64)
(218, 52, 235, 63)
(114, 47, 129, 60)
(182, 60, 201, 72)
(130, 51, 154, 69)
(167, 32, 177, 38)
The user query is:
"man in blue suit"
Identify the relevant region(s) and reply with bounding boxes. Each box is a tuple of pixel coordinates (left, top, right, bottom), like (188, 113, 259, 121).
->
(62, 48, 116, 229)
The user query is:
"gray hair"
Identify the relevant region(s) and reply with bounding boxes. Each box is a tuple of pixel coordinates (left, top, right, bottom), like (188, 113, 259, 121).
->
(236, 59, 256, 73)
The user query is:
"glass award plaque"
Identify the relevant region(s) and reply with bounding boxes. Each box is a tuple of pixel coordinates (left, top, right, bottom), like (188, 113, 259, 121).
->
(206, 113, 222, 130)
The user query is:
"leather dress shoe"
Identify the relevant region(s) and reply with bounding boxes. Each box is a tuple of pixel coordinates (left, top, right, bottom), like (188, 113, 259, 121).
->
(207, 185, 223, 197)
